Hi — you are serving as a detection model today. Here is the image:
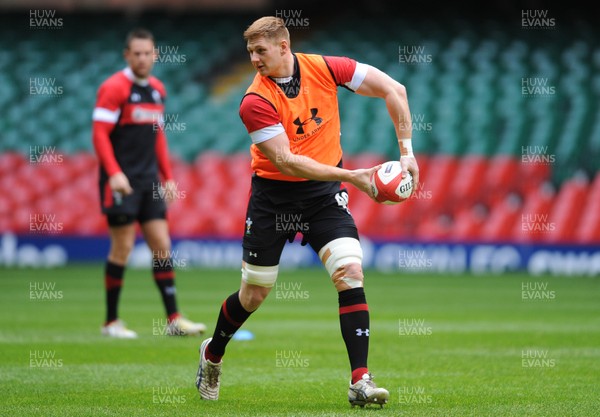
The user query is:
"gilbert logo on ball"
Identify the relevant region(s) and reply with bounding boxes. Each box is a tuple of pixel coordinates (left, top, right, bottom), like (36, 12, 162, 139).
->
(370, 161, 414, 204)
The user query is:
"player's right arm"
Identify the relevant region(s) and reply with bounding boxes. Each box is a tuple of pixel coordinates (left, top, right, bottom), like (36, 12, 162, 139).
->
(240, 94, 379, 197)
(256, 131, 379, 197)
(92, 80, 133, 195)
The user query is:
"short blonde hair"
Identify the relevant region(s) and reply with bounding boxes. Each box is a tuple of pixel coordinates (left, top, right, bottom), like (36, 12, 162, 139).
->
(243, 16, 290, 43)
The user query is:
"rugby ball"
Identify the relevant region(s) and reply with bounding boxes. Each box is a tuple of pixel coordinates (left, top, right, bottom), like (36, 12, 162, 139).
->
(370, 161, 414, 204)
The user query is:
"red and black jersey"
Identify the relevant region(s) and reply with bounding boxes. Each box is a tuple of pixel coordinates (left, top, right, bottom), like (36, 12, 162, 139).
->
(92, 67, 172, 187)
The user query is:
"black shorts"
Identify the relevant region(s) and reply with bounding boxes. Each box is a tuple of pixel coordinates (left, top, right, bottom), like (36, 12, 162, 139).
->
(242, 175, 359, 266)
(99, 181, 166, 227)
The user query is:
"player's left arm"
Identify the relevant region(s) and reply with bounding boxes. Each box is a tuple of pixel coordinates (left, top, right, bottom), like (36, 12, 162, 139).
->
(355, 65, 419, 189)
(152, 80, 176, 204)
(155, 128, 177, 204)
(155, 128, 173, 181)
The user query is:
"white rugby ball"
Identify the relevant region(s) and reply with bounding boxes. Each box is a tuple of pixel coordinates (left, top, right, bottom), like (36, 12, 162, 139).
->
(370, 161, 414, 204)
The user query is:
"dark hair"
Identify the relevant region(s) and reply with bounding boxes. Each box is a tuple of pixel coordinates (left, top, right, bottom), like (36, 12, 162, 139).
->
(125, 28, 154, 49)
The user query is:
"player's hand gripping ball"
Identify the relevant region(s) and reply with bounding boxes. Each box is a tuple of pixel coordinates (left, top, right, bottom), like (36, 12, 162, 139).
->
(370, 161, 414, 204)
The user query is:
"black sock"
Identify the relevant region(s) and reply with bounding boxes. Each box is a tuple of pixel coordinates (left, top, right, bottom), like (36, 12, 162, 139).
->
(152, 259, 178, 318)
(338, 287, 370, 380)
(105, 261, 124, 324)
(206, 291, 252, 361)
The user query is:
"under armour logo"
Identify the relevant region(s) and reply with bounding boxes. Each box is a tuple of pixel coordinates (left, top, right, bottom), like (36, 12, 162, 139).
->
(220, 330, 234, 338)
(356, 328, 370, 336)
(293, 108, 322, 134)
(249, 252, 258, 258)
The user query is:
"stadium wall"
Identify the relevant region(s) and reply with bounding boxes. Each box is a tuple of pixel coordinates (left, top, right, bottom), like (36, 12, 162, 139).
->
(2, 232, 599, 276)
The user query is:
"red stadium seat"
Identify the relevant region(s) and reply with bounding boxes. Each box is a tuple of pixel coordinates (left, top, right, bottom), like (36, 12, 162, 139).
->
(415, 214, 453, 241)
(0, 152, 26, 176)
(168, 211, 201, 237)
(28, 171, 54, 201)
(0, 192, 13, 218)
(482, 155, 519, 207)
(224, 153, 253, 185)
(348, 189, 378, 234)
(418, 154, 459, 217)
(68, 152, 98, 175)
(512, 183, 556, 242)
(575, 172, 600, 243)
(12, 206, 34, 234)
(448, 155, 487, 210)
(193, 151, 227, 183)
(452, 204, 488, 242)
(43, 161, 73, 190)
(8, 178, 35, 207)
(0, 215, 13, 233)
(31, 195, 60, 216)
(343, 153, 386, 171)
(74, 212, 107, 235)
(213, 214, 242, 238)
(517, 161, 552, 197)
(477, 194, 521, 242)
(546, 177, 588, 243)
(368, 204, 413, 239)
(575, 207, 600, 243)
(413, 154, 429, 181)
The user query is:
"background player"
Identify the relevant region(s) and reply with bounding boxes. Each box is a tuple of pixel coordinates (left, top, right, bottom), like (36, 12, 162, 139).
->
(92, 28, 206, 338)
(196, 17, 419, 407)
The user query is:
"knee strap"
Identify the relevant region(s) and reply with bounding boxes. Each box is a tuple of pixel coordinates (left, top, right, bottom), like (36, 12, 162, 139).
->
(241, 261, 279, 288)
(318, 238, 364, 289)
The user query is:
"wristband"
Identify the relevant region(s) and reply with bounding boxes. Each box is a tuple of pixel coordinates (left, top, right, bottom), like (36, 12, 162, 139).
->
(399, 138, 414, 157)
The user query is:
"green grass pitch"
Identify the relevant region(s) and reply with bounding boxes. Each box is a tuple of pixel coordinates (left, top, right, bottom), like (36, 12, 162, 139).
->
(1, 265, 599, 416)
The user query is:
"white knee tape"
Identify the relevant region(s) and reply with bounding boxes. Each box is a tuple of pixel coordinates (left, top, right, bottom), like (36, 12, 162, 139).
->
(318, 237, 363, 277)
(241, 262, 279, 288)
